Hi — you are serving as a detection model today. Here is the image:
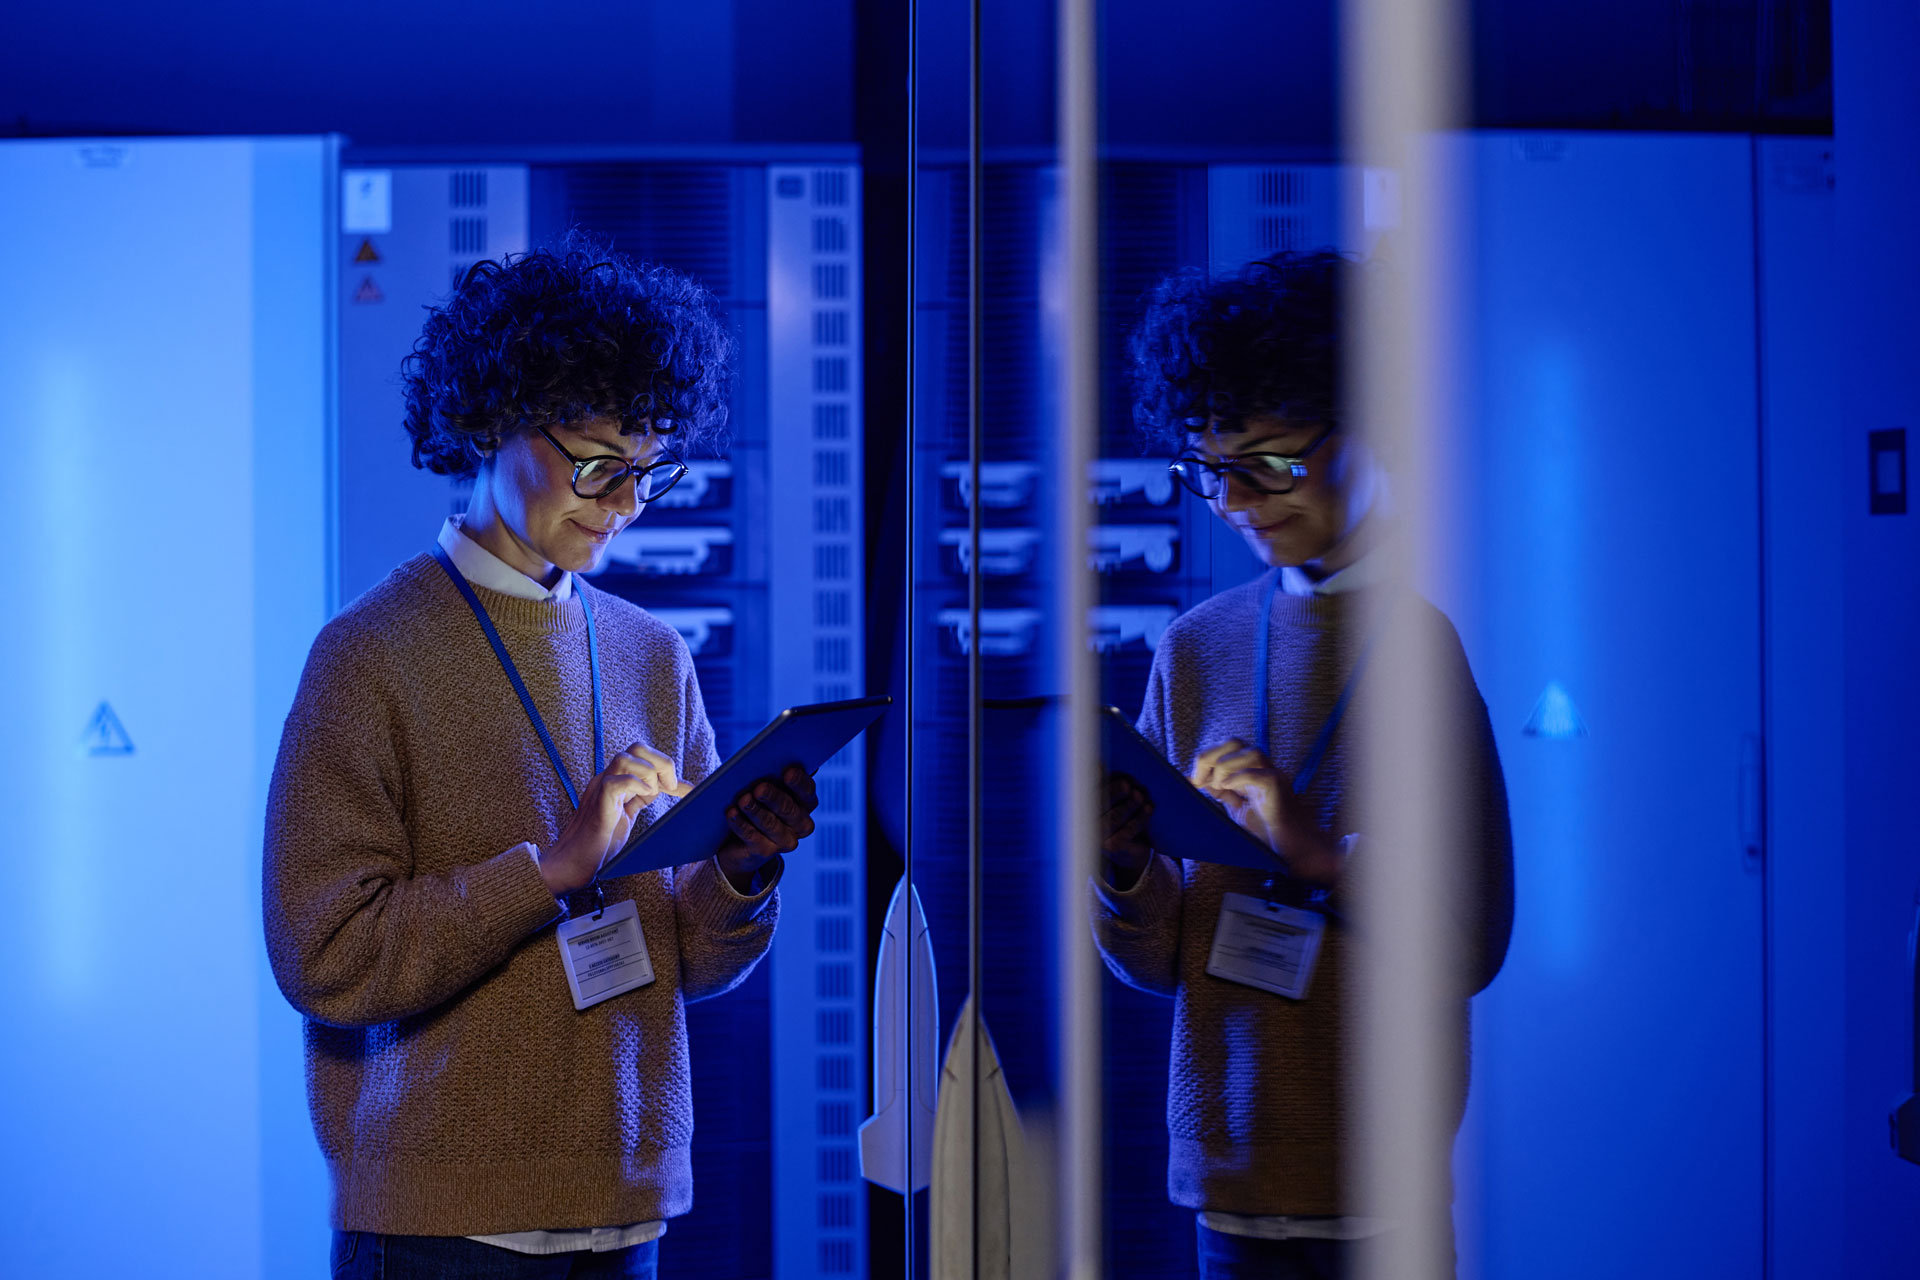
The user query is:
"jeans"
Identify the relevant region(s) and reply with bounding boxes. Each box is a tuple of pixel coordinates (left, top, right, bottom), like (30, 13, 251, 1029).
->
(1195, 1222, 1354, 1280)
(331, 1231, 659, 1280)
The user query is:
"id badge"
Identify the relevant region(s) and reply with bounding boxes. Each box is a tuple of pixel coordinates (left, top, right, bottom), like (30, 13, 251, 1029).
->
(556, 898, 656, 1011)
(1206, 891, 1326, 1000)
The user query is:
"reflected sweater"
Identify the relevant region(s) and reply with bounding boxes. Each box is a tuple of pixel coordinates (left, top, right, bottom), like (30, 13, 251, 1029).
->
(1089, 577, 1514, 1216)
(263, 554, 779, 1236)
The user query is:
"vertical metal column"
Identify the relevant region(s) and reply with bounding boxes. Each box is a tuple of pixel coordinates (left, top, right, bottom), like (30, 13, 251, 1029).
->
(965, 0, 986, 1269)
(904, 2, 921, 1274)
(1058, 0, 1103, 1274)
(1343, 1, 1465, 1277)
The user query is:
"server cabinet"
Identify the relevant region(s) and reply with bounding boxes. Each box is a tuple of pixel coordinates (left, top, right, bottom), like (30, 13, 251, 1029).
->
(0, 135, 335, 1280)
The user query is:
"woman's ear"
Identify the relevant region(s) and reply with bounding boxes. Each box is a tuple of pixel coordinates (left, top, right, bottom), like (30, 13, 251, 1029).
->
(469, 432, 504, 474)
(1335, 435, 1393, 533)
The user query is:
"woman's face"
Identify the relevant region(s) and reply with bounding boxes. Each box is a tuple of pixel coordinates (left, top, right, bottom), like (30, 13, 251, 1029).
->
(1190, 415, 1352, 569)
(480, 417, 667, 579)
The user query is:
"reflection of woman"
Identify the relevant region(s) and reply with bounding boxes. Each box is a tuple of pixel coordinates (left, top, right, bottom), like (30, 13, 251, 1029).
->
(1090, 252, 1514, 1280)
(264, 238, 816, 1279)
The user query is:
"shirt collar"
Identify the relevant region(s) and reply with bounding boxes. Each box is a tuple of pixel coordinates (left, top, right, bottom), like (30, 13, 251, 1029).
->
(1278, 548, 1386, 597)
(437, 516, 574, 602)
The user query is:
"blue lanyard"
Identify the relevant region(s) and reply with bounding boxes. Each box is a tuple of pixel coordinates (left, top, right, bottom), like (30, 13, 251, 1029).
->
(1252, 569, 1377, 796)
(431, 546, 604, 810)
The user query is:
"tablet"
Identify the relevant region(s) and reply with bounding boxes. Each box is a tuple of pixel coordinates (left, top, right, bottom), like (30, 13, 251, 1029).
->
(598, 695, 892, 879)
(1099, 705, 1288, 874)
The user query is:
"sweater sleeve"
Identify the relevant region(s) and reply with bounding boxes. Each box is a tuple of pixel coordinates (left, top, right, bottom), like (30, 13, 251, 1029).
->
(673, 855, 782, 1002)
(1088, 853, 1184, 997)
(1456, 678, 1515, 996)
(262, 647, 563, 1030)
(667, 632, 780, 1002)
(1086, 641, 1185, 998)
(1420, 610, 1516, 998)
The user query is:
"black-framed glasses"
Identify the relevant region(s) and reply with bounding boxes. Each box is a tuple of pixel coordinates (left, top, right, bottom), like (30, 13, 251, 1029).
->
(534, 425, 689, 502)
(1167, 427, 1335, 499)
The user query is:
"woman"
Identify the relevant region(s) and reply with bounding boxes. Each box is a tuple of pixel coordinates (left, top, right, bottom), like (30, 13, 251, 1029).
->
(265, 236, 815, 1279)
(1091, 251, 1515, 1280)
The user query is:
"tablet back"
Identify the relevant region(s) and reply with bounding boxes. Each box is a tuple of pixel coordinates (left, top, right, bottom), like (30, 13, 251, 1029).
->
(599, 695, 891, 879)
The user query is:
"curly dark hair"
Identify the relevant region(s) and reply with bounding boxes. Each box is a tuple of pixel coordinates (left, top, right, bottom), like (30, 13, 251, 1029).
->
(402, 231, 733, 475)
(1126, 249, 1352, 451)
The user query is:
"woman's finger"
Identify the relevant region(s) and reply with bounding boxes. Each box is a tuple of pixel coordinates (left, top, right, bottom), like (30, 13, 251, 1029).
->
(780, 765, 820, 809)
(1214, 767, 1279, 802)
(611, 743, 693, 798)
(1213, 745, 1267, 773)
(725, 804, 771, 854)
(739, 791, 800, 852)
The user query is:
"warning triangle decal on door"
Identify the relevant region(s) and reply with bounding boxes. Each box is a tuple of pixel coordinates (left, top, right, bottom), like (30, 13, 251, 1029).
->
(352, 275, 384, 304)
(352, 238, 381, 264)
(1523, 680, 1588, 740)
(79, 702, 135, 757)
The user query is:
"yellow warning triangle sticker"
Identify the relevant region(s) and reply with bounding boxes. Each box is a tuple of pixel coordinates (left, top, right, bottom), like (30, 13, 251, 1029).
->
(353, 238, 381, 264)
(353, 275, 384, 304)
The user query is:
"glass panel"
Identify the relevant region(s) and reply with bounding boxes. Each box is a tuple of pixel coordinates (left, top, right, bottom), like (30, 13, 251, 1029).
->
(1081, 4, 1818, 1279)
(897, 2, 1074, 1275)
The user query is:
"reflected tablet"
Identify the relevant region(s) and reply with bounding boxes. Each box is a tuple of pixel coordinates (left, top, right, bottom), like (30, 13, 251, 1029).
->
(1099, 705, 1286, 873)
(598, 695, 892, 879)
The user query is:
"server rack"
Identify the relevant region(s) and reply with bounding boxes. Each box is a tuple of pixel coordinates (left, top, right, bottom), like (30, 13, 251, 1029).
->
(336, 156, 865, 1280)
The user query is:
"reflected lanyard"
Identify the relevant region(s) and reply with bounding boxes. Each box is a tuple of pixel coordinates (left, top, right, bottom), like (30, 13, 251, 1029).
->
(431, 545, 603, 809)
(1252, 568, 1379, 797)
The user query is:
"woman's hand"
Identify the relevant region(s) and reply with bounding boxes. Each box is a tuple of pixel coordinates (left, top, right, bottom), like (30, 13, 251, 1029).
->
(716, 765, 819, 893)
(538, 742, 693, 896)
(1190, 739, 1345, 887)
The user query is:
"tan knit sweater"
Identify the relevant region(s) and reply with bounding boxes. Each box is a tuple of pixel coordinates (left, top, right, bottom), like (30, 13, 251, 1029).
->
(1090, 578, 1513, 1216)
(263, 554, 779, 1236)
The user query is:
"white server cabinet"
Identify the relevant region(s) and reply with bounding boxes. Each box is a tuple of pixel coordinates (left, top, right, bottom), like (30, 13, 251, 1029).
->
(0, 136, 335, 1280)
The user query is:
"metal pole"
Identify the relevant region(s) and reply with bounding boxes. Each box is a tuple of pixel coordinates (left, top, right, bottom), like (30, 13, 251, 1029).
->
(903, 0, 920, 1272)
(967, 0, 985, 1270)
(1344, 0, 1466, 1275)
(1058, 0, 1102, 1273)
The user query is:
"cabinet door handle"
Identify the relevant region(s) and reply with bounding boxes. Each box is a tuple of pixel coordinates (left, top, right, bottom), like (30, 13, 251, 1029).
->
(1739, 732, 1763, 864)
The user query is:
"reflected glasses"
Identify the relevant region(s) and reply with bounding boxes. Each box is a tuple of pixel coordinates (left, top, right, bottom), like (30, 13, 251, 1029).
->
(534, 425, 688, 501)
(1168, 427, 1335, 499)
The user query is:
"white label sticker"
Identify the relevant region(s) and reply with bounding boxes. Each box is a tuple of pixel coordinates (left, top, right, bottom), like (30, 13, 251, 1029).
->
(1206, 892, 1325, 1000)
(556, 898, 655, 1011)
(341, 169, 392, 234)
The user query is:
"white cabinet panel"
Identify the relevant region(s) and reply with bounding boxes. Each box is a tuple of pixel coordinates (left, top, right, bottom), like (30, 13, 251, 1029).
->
(1437, 133, 1765, 1280)
(0, 137, 331, 1279)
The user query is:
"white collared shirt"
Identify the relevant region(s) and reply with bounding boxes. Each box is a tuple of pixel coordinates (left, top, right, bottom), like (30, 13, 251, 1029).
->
(437, 515, 574, 602)
(1277, 546, 1387, 598)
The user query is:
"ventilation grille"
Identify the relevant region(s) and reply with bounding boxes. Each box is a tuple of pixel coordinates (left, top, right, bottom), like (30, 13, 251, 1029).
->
(554, 167, 735, 298)
(449, 170, 488, 208)
(769, 163, 865, 1280)
(449, 217, 487, 255)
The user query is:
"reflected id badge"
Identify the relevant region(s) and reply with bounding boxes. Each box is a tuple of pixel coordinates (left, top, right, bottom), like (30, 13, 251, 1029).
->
(1206, 892, 1326, 1000)
(556, 898, 656, 1011)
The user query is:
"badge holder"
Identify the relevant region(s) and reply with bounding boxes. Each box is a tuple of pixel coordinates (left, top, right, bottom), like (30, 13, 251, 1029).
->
(1207, 886, 1326, 1001)
(556, 883, 656, 1012)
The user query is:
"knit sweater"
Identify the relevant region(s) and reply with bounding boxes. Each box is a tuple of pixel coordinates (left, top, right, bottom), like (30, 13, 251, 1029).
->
(1089, 576, 1513, 1216)
(263, 554, 779, 1236)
